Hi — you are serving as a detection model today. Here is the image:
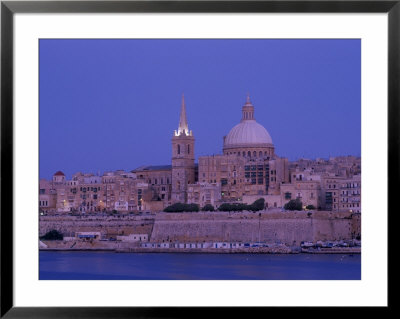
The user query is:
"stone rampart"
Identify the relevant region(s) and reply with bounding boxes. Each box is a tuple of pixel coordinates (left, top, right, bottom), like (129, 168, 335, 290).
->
(39, 215, 154, 238)
(39, 211, 360, 245)
(150, 211, 359, 245)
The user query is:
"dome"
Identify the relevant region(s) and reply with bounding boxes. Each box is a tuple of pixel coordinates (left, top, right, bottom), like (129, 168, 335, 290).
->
(224, 120, 273, 148)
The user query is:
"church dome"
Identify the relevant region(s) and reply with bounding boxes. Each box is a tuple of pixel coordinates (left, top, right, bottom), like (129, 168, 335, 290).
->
(224, 120, 273, 147)
(224, 95, 273, 150)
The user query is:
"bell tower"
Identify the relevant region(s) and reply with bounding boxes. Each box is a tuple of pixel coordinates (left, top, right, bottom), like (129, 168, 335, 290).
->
(171, 94, 195, 203)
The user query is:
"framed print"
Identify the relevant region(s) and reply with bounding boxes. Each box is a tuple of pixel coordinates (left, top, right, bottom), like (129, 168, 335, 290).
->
(1, 0, 395, 317)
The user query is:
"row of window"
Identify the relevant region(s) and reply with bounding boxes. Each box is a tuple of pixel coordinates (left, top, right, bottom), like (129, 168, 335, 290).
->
(244, 172, 265, 178)
(227, 151, 271, 158)
(78, 187, 101, 192)
(245, 165, 270, 171)
(149, 178, 170, 185)
(328, 182, 360, 189)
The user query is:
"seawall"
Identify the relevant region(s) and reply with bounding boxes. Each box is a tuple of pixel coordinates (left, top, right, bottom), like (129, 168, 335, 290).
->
(39, 215, 154, 238)
(150, 211, 359, 245)
(39, 210, 360, 246)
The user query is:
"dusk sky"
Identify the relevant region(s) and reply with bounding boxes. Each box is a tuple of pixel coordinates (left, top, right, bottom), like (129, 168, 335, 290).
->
(39, 39, 360, 180)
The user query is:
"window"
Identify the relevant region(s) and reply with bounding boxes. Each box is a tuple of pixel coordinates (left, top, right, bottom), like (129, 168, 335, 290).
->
(285, 192, 292, 200)
(177, 144, 180, 154)
(188, 144, 190, 154)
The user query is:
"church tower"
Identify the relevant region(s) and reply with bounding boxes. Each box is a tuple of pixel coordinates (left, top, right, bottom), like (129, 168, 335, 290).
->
(171, 94, 195, 203)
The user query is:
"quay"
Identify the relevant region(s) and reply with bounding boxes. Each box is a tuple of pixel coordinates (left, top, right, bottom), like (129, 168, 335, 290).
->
(40, 239, 361, 254)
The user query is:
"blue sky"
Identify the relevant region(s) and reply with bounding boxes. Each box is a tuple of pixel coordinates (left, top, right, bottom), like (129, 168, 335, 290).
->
(39, 39, 360, 179)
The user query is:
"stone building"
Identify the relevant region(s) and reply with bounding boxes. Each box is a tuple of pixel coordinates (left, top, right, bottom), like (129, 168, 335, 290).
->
(187, 182, 221, 208)
(280, 180, 322, 209)
(39, 178, 57, 213)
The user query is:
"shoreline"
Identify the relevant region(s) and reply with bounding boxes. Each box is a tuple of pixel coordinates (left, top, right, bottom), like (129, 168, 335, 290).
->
(40, 247, 361, 254)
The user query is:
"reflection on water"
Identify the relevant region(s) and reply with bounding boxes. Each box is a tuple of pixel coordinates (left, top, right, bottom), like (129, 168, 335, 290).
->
(39, 251, 361, 280)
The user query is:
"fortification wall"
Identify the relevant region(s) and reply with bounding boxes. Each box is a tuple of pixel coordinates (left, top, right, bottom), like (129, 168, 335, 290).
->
(39, 215, 154, 237)
(39, 211, 360, 245)
(150, 211, 359, 245)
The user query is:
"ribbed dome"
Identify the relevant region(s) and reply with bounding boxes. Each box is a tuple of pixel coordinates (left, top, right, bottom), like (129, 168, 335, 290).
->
(224, 120, 273, 147)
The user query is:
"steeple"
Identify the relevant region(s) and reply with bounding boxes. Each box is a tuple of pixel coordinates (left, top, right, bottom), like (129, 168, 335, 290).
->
(241, 93, 255, 121)
(175, 93, 192, 136)
(171, 94, 195, 204)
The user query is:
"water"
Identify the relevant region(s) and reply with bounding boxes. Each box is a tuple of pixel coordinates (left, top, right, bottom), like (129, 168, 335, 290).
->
(39, 251, 361, 280)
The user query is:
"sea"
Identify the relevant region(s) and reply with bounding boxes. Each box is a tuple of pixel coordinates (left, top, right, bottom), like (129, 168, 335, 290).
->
(39, 251, 361, 280)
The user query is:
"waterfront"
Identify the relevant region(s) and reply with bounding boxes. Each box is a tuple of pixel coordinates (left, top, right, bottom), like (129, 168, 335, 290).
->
(39, 251, 361, 280)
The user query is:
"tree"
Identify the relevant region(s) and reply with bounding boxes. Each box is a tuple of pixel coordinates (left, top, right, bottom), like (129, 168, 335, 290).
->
(187, 203, 200, 212)
(284, 199, 303, 211)
(250, 198, 265, 211)
(201, 204, 215, 211)
(40, 229, 63, 240)
(163, 203, 199, 212)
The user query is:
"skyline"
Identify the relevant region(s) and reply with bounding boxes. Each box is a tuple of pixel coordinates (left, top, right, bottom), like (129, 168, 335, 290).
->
(39, 39, 361, 180)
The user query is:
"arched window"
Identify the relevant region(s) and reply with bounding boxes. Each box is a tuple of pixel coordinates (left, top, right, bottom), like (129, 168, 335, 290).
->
(264, 151, 267, 156)
(242, 151, 245, 156)
(253, 151, 256, 157)
(259, 151, 262, 157)
(188, 144, 190, 154)
(177, 144, 180, 155)
(248, 151, 251, 157)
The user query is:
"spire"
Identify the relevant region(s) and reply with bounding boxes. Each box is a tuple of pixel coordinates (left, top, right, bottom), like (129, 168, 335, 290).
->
(177, 93, 190, 136)
(246, 92, 251, 104)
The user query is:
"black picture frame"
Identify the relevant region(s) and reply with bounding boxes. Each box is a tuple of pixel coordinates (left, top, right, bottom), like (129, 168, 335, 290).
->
(1, 0, 395, 317)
